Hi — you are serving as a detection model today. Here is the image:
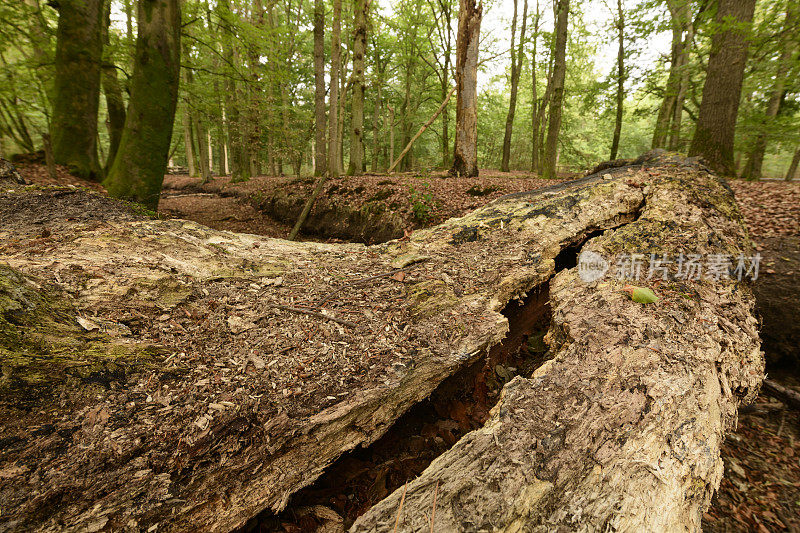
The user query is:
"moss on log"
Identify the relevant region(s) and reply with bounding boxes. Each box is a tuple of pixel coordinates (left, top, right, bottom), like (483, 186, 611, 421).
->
(0, 153, 762, 532)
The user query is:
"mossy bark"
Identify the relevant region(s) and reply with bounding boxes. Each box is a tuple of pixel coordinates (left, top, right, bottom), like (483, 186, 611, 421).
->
(50, 0, 104, 181)
(103, 0, 181, 210)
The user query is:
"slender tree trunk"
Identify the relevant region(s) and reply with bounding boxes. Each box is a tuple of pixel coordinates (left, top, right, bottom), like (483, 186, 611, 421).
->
(668, 8, 693, 152)
(184, 110, 197, 176)
(450, 0, 483, 178)
(313, 0, 327, 177)
(50, 0, 104, 180)
(103, 0, 181, 210)
(388, 105, 395, 168)
(372, 82, 381, 173)
(530, 2, 540, 173)
(42, 133, 57, 179)
(609, 0, 624, 160)
(689, 0, 756, 176)
(501, 0, 528, 172)
(440, 0, 453, 169)
(389, 86, 455, 173)
(101, 2, 126, 173)
(652, 19, 682, 150)
(328, 0, 342, 177)
(741, 4, 796, 180)
(195, 118, 211, 183)
(786, 147, 800, 181)
(542, 0, 569, 179)
(347, 0, 368, 175)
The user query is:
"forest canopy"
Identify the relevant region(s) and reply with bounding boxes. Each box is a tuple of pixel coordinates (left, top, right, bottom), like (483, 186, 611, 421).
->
(0, 0, 798, 207)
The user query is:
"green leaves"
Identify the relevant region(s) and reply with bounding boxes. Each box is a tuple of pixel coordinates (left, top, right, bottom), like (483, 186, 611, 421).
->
(628, 286, 659, 304)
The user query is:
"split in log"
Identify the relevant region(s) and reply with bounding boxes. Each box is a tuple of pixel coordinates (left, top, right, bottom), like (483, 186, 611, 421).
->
(0, 152, 763, 532)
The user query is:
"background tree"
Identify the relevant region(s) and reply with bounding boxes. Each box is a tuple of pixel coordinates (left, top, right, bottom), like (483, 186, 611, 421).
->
(542, 0, 569, 178)
(103, 0, 181, 209)
(450, 0, 482, 177)
(689, 0, 757, 175)
(50, 0, 104, 180)
(500, 0, 528, 172)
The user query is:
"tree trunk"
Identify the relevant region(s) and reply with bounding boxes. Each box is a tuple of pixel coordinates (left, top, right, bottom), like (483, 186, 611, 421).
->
(609, 0, 624, 160)
(195, 118, 211, 183)
(388, 105, 395, 167)
(688, 0, 756, 176)
(542, 0, 569, 179)
(786, 147, 800, 181)
(102, 0, 181, 210)
(389, 86, 455, 173)
(0, 153, 763, 532)
(347, 0, 368, 175)
(101, 2, 127, 173)
(329, 0, 342, 177)
(372, 80, 382, 173)
(50, 0, 104, 180)
(668, 4, 693, 152)
(652, 8, 682, 150)
(501, 0, 528, 172)
(530, 2, 540, 173)
(741, 3, 796, 180)
(313, 0, 327, 177)
(183, 109, 198, 177)
(450, 0, 483, 178)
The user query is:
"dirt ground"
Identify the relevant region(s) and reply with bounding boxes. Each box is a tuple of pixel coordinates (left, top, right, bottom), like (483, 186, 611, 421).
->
(12, 162, 800, 532)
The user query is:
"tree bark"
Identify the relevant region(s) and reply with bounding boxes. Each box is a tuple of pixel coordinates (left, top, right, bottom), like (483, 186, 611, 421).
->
(101, 2, 127, 174)
(195, 117, 211, 183)
(530, 2, 540, 173)
(450, 0, 482, 178)
(610, 0, 624, 160)
(786, 146, 800, 181)
(688, 0, 756, 176)
(389, 86, 455, 173)
(102, 0, 181, 210)
(0, 153, 763, 532)
(329, 0, 342, 177)
(501, 0, 528, 172)
(313, 0, 327, 177)
(741, 3, 796, 180)
(50, 0, 104, 180)
(542, 0, 569, 179)
(183, 107, 198, 177)
(347, 0, 369, 175)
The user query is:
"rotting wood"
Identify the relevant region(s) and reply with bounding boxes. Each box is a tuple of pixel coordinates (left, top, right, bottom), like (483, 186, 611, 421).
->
(0, 152, 762, 532)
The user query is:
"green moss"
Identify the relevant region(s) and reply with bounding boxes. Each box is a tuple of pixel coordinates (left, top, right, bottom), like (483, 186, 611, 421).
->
(407, 279, 459, 318)
(0, 265, 165, 409)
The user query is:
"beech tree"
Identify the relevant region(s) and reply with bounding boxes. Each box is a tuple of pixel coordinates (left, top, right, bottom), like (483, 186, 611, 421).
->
(500, 0, 528, 172)
(541, 0, 569, 179)
(103, 0, 181, 209)
(347, 0, 369, 175)
(50, 0, 104, 180)
(689, 0, 757, 175)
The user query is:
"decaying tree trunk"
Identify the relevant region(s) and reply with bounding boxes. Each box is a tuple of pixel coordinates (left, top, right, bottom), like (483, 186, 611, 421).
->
(450, 0, 482, 178)
(0, 152, 763, 532)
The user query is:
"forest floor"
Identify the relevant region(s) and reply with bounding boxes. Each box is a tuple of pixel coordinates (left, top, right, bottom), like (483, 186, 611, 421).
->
(13, 160, 800, 532)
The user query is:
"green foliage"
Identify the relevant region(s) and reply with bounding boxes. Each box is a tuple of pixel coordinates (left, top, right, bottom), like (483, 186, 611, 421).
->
(407, 181, 436, 222)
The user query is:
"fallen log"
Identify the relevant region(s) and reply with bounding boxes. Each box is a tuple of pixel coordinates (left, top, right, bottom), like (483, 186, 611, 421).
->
(0, 152, 762, 532)
(762, 379, 800, 411)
